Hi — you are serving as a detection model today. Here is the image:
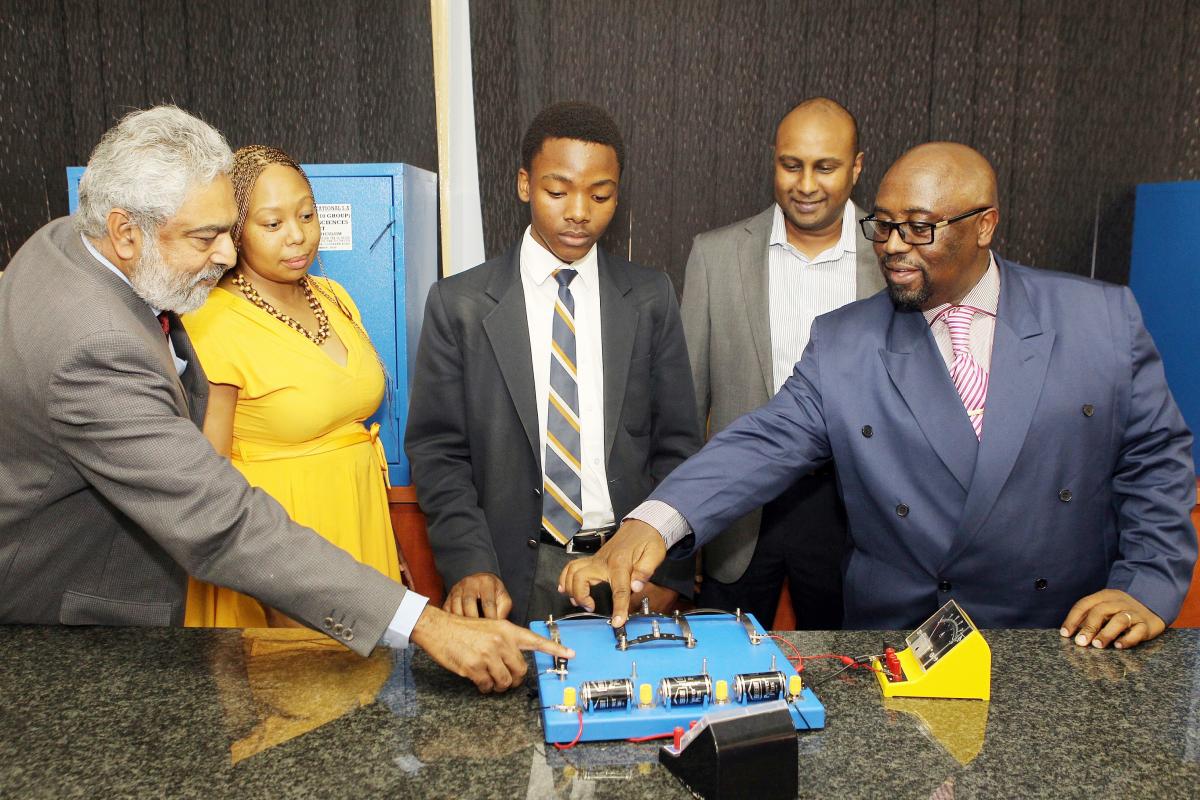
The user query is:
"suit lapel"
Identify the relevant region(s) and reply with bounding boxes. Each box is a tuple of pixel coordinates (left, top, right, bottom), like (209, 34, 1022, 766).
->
(170, 314, 207, 427)
(65, 231, 192, 418)
(947, 262, 1054, 562)
(740, 207, 775, 398)
(481, 245, 540, 462)
(598, 249, 636, 463)
(880, 308, 978, 491)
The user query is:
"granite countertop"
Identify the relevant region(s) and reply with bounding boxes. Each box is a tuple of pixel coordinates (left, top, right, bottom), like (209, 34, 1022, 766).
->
(1, 625, 1198, 798)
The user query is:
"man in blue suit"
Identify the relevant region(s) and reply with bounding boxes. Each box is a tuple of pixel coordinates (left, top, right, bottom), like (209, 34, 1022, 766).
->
(559, 142, 1196, 650)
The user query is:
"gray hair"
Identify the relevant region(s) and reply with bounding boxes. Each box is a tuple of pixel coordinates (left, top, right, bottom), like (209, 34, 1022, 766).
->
(74, 105, 234, 238)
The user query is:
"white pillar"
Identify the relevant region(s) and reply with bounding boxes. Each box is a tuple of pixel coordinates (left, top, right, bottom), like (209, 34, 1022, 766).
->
(431, 0, 486, 276)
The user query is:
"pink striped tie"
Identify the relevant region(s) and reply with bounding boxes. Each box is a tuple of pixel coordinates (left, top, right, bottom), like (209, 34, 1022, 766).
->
(944, 306, 988, 439)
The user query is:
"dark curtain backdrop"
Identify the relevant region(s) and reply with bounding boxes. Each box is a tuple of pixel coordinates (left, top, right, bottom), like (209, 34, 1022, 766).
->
(471, 0, 1200, 290)
(0, 0, 436, 268)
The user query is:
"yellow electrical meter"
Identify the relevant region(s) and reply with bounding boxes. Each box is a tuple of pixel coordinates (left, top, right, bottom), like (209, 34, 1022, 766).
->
(872, 599, 991, 701)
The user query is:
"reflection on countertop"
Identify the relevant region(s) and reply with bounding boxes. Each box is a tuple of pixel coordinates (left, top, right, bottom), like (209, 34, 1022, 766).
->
(1, 626, 1198, 798)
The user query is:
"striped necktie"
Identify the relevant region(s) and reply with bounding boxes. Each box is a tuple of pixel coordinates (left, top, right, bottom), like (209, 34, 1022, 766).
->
(943, 305, 988, 440)
(541, 268, 583, 543)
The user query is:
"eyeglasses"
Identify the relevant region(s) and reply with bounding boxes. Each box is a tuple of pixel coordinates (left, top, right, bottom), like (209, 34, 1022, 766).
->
(859, 207, 992, 245)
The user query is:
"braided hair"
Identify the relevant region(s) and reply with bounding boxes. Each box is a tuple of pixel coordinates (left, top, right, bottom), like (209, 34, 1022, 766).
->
(229, 145, 376, 354)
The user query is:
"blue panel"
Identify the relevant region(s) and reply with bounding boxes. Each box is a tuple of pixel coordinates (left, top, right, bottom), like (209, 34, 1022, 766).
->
(1129, 181, 1200, 474)
(530, 613, 825, 743)
(66, 167, 84, 213)
(65, 162, 438, 486)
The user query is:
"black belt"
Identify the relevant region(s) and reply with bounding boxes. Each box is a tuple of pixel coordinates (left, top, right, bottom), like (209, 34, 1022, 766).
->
(540, 526, 615, 555)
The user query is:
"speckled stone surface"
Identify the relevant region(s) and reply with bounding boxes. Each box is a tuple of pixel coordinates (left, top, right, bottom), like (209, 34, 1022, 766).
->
(1, 626, 1198, 798)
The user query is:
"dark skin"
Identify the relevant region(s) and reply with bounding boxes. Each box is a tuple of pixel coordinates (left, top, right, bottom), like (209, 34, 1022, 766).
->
(559, 143, 1168, 649)
(443, 136, 677, 620)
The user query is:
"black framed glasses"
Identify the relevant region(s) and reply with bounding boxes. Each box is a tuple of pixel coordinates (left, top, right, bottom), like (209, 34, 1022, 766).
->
(859, 207, 992, 245)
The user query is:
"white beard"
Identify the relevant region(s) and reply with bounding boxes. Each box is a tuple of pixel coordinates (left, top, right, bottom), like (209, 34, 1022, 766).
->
(129, 233, 227, 314)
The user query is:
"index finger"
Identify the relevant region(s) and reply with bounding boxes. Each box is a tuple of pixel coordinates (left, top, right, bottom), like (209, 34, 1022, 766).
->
(608, 553, 634, 628)
(514, 627, 576, 660)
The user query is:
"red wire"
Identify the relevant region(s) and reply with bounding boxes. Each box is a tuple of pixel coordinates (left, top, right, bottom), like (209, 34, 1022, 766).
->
(552, 709, 584, 750)
(767, 634, 805, 667)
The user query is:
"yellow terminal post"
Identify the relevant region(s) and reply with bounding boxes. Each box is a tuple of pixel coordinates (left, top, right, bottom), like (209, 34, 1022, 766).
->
(639, 682, 654, 708)
(714, 679, 730, 704)
(788, 674, 803, 698)
(562, 686, 577, 710)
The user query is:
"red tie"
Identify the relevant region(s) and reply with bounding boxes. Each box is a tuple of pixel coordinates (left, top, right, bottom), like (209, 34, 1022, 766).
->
(157, 312, 170, 336)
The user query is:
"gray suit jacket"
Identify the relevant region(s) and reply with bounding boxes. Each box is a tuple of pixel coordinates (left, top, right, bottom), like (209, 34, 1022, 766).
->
(681, 203, 885, 582)
(405, 242, 702, 624)
(0, 218, 406, 655)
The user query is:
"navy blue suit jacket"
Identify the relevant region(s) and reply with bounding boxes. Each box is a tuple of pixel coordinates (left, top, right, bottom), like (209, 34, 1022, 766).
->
(653, 257, 1196, 629)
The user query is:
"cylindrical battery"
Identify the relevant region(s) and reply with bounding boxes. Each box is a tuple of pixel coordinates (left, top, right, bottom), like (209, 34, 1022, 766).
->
(734, 670, 786, 703)
(658, 674, 712, 707)
(580, 678, 634, 711)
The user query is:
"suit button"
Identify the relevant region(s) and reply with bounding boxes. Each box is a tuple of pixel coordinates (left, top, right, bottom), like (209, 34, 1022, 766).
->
(333, 623, 344, 634)
(1058, 489, 1072, 502)
(1035, 578, 1048, 590)
(527, 538, 539, 549)
(861, 425, 873, 438)
(344, 630, 354, 642)
(323, 617, 334, 630)
(939, 580, 952, 592)
(896, 503, 909, 517)
(1082, 404, 1094, 417)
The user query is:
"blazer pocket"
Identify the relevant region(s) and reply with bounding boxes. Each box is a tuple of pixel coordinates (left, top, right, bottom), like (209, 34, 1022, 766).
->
(59, 590, 173, 627)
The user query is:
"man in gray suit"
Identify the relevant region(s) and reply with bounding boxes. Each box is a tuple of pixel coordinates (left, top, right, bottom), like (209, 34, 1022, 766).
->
(0, 106, 570, 693)
(681, 98, 884, 628)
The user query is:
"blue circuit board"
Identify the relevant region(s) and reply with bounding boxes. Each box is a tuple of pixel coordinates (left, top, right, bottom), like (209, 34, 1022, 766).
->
(530, 611, 826, 743)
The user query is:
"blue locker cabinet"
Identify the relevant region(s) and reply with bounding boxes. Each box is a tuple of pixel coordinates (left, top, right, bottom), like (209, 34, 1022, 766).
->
(68, 163, 438, 485)
(1128, 180, 1200, 475)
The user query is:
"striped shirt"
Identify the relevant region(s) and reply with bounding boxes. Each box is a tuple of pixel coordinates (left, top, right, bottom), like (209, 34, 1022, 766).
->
(923, 254, 1000, 372)
(767, 202, 858, 391)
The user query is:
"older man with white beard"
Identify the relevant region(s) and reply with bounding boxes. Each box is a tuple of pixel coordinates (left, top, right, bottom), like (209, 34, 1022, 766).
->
(0, 106, 570, 693)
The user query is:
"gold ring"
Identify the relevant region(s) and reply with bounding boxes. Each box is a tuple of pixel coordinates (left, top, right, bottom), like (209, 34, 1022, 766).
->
(1121, 611, 1135, 627)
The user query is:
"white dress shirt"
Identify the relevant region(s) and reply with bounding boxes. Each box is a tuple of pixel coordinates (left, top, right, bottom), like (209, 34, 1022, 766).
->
(768, 202, 859, 391)
(520, 226, 614, 529)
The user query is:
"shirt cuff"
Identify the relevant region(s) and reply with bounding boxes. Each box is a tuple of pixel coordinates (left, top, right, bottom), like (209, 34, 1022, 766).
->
(626, 500, 693, 549)
(380, 590, 429, 649)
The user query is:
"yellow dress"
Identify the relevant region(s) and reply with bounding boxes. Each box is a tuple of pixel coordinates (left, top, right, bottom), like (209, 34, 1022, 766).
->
(183, 277, 401, 628)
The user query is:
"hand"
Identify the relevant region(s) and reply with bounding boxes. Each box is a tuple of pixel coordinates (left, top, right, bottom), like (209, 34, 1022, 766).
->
(410, 605, 575, 693)
(1059, 589, 1166, 650)
(443, 572, 512, 619)
(397, 550, 416, 591)
(628, 582, 679, 615)
(557, 519, 667, 627)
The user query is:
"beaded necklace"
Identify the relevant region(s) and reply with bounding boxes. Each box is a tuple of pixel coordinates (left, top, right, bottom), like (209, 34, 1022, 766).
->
(232, 271, 331, 345)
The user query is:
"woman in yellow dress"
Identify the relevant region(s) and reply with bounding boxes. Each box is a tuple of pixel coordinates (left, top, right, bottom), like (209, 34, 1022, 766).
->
(185, 145, 405, 628)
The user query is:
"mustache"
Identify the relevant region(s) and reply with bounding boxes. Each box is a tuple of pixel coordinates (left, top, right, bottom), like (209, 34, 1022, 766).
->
(882, 255, 924, 270)
(192, 264, 229, 284)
